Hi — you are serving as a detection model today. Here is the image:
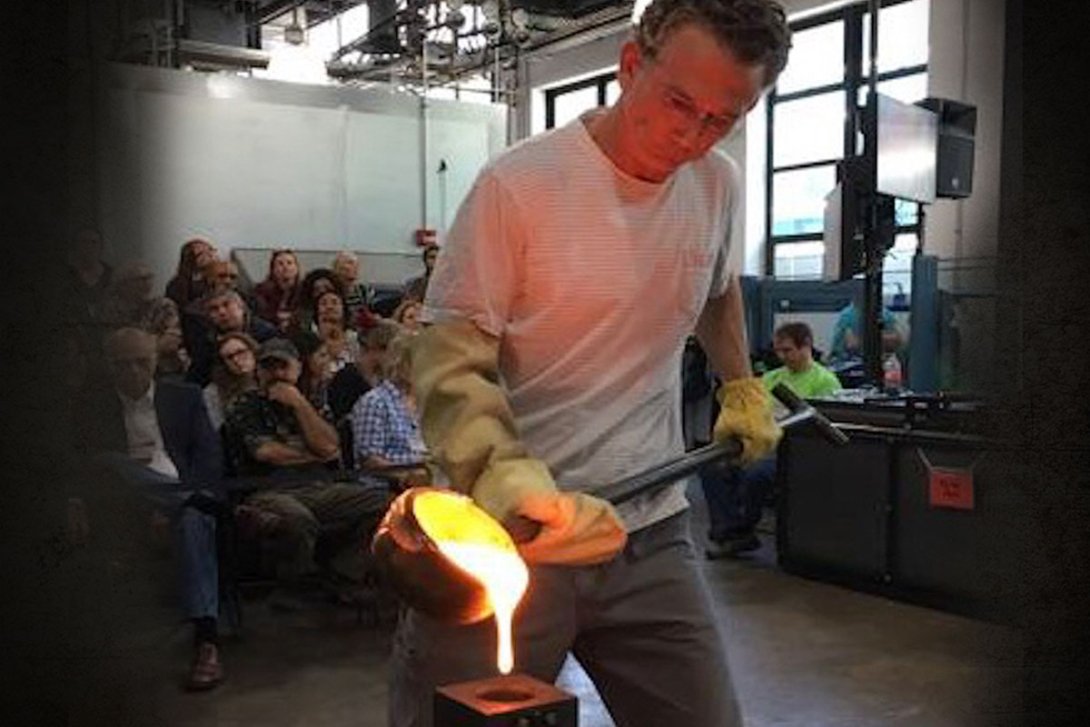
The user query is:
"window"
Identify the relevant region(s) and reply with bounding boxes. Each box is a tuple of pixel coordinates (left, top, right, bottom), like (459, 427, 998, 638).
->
(544, 71, 618, 130)
(766, 0, 930, 292)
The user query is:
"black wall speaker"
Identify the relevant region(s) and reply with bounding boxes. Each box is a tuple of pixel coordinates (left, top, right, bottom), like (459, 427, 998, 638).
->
(918, 97, 977, 199)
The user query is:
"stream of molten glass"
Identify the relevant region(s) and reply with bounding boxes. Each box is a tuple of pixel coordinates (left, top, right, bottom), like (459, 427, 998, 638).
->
(412, 490, 530, 674)
(433, 540, 529, 674)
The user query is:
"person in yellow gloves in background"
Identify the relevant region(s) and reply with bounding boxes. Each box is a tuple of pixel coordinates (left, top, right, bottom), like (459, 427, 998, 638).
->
(382, 2, 791, 725)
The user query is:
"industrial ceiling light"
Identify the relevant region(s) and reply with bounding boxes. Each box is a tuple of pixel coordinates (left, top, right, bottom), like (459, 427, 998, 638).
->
(284, 7, 305, 45)
(480, 0, 501, 37)
(509, 7, 531, 44)
(446, 8, 466, 30)
(509, 7, 529, 29)
(480, 0, 499, 20)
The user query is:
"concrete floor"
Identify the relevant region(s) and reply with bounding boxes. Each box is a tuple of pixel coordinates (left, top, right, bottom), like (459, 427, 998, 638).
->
(124, 493, 1022, 727)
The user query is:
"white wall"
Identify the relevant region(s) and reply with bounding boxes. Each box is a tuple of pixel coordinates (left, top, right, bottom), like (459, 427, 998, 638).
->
(512, 0, 1007, 281)
(97, 63, 507, 283)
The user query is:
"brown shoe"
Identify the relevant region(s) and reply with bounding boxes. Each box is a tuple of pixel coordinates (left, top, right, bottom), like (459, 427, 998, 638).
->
(186, 642, 223, 692)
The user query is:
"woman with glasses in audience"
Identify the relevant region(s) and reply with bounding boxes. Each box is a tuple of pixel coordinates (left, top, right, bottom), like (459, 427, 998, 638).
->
(203, 332, 259, 431)
(314, 290, 359, 374)
(166, 237, 218, 310)
(254, 249, 302, 332)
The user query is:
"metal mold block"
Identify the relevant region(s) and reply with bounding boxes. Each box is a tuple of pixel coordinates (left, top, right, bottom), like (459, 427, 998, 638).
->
(434, 673, 577, 727)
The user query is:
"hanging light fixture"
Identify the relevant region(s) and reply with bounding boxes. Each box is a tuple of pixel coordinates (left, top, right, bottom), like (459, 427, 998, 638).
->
(284, 7, 305, 45)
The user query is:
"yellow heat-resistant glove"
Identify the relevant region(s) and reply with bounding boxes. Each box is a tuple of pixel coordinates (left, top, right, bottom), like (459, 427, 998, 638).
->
(414, 318, 627, 565)
(712, 377, 782, 466)
(475, 459, 627, 566)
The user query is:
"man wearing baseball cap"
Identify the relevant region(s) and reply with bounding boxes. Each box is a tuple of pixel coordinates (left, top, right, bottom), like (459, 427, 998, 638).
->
(224, 338, 390, 584)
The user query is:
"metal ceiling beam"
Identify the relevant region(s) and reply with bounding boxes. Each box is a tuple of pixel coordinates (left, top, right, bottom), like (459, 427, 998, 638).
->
(257, 0, 307, 25)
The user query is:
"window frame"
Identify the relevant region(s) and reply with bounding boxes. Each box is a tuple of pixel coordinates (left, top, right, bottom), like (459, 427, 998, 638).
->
(544, 70, 618, 130)
(764, 0, 928, 279)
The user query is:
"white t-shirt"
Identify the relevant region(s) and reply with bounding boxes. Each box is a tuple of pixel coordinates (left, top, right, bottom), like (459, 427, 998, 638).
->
(423, 111, 740, 532)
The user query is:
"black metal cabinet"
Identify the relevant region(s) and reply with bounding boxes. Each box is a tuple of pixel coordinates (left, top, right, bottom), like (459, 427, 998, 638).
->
(777, 399, 1018, 620)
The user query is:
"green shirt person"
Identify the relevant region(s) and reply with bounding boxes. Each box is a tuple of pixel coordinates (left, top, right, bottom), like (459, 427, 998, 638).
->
(761, 322, 842, 399)
(704, 320, 838, 562)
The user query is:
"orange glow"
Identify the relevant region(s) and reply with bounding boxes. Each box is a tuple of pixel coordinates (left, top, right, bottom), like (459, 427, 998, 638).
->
(413, 491, 530, 674)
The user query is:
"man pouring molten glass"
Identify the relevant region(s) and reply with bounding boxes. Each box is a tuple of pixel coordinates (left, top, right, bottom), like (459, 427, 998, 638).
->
(379, 2, 792, 725)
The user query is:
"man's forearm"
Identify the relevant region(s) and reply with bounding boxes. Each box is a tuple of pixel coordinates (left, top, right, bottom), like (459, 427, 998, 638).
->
(254, 441, 322, 467)
(361, 454, 394, 470)
(414, 318, 557, 521)
(291, 402, 340, 460)
(695, 275, 753, 381)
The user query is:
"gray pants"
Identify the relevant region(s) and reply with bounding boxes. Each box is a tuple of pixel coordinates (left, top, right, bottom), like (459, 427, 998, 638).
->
(245, 481, 391, 581)
(388, 512, 741, 727)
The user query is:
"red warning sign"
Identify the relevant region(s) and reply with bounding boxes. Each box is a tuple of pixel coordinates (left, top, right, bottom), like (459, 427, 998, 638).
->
(928, 468, 974, 510)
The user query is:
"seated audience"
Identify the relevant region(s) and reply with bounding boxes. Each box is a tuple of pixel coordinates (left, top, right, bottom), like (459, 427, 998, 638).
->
(185, 289, 277, 387)
(314, 290, 359, 373)
(290, 268, 343, 334)
(165, 237, 218, 311)
(253, 249, 302, 332)
(703, 322, 841, 559)
(203, 332, 259, 431)
(64, 227, 113, 324)
(76, 327, 225, 690)
(329, 320, 400, 422)
(331, 251, 377, 322)
(351, 331, 429, 482)
(290, 330, 335, 421)
(206, 258, 239, 294)
(762, 323, 842, 397)
(402, 243, 438, 303)
(223, 338, 391, 584)
(101, 261, 188, 378)
(392, 299, 423, 332)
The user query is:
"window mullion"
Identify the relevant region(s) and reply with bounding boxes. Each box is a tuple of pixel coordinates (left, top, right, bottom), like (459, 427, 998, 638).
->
(764, 86, 777, 276)
(765, 0, 927, 280)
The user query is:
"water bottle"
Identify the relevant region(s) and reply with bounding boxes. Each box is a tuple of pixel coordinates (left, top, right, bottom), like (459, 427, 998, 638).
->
(882, 352, 903, 393)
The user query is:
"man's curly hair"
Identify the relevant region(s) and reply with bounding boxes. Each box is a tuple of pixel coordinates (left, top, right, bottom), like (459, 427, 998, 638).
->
(636, 0, 792, 86)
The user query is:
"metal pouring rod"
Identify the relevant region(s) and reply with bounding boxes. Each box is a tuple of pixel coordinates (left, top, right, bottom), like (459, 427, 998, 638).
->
(769, 383, 850, 447)
(597, 383, 848, 506)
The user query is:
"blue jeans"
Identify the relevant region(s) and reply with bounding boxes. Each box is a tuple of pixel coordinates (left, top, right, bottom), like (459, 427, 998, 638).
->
(700, 455, 778, 542)
(94, 453, 219, 621)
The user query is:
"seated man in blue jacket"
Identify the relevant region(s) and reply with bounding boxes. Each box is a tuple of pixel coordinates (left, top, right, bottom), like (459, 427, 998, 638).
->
(76, 327, 226, 690)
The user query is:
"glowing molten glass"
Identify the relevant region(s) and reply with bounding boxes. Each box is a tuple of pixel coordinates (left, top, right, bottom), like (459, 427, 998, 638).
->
(413, 491, 530, 674)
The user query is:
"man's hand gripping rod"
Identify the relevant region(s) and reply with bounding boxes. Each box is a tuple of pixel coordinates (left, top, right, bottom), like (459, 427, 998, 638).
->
(596, 383, 849, 506)
(503, 385, 848, 542)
